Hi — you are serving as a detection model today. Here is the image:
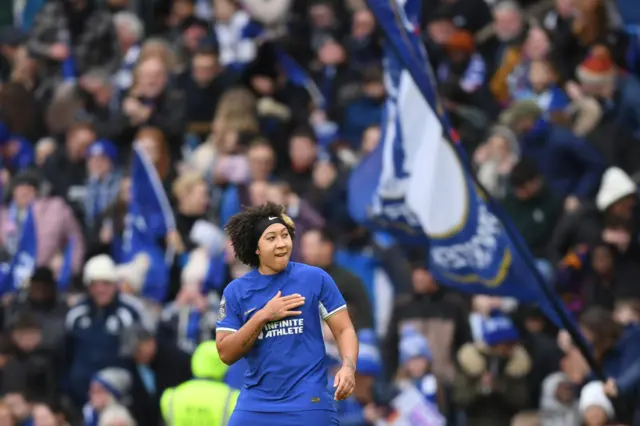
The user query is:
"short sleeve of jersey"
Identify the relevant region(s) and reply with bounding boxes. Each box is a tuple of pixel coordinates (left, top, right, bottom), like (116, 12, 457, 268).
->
(318, 271, 347, 321)
(216, 285, 243, 333)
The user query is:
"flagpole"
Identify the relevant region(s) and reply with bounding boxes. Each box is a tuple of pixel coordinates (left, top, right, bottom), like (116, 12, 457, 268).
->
(366, 0, 604, 381)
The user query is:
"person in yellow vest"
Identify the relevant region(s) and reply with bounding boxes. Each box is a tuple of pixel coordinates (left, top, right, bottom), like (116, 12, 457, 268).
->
(160, 341, 239, 426)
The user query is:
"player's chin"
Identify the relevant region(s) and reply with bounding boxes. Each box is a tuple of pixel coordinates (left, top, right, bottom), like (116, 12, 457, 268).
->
(272, 253, 291, 269)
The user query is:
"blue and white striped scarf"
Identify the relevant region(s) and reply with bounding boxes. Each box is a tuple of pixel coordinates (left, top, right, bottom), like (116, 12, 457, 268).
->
(437, 53, 486, 93)
(84, 172, 122, 229)
(214, 11, 263, 71)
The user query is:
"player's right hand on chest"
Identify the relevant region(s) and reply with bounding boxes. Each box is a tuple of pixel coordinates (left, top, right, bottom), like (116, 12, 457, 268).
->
(262, 291, 305, 321)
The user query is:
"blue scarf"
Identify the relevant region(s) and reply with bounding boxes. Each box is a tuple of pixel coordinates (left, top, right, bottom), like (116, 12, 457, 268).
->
(4, 202, 26, 255)
(82, 404, 99, 426)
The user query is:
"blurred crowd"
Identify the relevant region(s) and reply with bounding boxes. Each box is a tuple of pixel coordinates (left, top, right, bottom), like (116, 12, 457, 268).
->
(1, 0, 640, 424)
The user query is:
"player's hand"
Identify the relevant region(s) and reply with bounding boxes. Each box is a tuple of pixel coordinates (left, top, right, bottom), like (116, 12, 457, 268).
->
(261, 291, 305, 322)
(333, 364, 356, 401)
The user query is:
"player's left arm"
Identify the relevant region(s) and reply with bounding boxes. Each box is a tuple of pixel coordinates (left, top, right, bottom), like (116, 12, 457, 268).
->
(320, 272, 359, 400)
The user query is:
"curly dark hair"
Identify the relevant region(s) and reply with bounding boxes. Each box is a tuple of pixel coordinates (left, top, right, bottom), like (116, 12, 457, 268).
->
(224, 202, 296, 267)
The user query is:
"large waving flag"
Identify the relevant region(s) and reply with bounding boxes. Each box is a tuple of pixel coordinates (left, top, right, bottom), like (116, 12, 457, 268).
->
(122, 143, 176, 302)
(0, 206, 37, 294)
(349, 0, 589, 349)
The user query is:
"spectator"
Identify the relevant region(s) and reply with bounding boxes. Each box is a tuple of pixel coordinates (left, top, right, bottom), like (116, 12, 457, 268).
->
(76, 69, 128, 144)
(575, 45, 640, 138)
(112, 12, 144, 96)
(452, 313, 531, 426)
(578, 307, 640, 424)
(83, 140, 123, 233)
(3, 312, 58, 403)
(65, 255, 152, 405)
(473, 125, 520, 199)
(122, 57, 186, 158)
(1, 169, 86, 274)
(212, 0, 262, 71)
(300, 228, 373, 330)
(384, 263, 470, 386)
(501, 158, 563, 265)
(395, 326, 445, 412)
(5, 267, 67, 355)
(178, 44, 237, 141)
(499, 100, 605, 207)
(84, 367, 133, 426)
(579, 381, 615, 426)
(119, 324, 161, 426)
(27, 0, 120, 88)
(133, 127, 174, 187)
(42, 121, 96, 208)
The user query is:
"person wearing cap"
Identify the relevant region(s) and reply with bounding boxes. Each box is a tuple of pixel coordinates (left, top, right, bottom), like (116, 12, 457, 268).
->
(160, 341, 239, 426)
(65, 254, 153, 406)
(551, 167, 640, 294)
(84, 139, 122, 230)
(575, 45, 640, 138)
(452, 312, 531, 426)
(84, 367, 133, 426)
(437, 29, 487, 97)
(395, 326, 443, 411)
(216, 202, 358, 426)
(499, 99, 604, 212)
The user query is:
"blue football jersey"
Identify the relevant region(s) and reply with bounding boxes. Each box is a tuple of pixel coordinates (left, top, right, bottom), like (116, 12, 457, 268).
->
(216, 262, 347, 412)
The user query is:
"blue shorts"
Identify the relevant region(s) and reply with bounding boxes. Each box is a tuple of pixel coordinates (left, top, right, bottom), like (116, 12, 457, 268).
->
(228, 409, 338, 426)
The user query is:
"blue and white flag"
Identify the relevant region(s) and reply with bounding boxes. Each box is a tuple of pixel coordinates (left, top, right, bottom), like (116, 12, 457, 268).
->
(276, 48, 326, 109)
(348, 0, 574, 327)
(122, 143, 175, 302)
(0, 206, 37, 294)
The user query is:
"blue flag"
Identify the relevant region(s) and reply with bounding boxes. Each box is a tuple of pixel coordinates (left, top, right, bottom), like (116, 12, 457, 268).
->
(349, 0, 575, 328)
(0, 206, 37, 294)
(122, 143, 175, 302)
(57, 237, 75, 291)
(275, 48, 326, 110)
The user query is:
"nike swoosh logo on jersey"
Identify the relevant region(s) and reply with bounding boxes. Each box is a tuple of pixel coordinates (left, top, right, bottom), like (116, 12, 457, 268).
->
(244, 308, 257, 316)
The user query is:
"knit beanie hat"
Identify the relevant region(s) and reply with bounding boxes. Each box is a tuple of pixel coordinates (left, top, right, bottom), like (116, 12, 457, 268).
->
(87, 139, 119, 164)
(596, 167, 637, 211)
(92, 368, 132, 403)
(399, 325, 433, 365)
(481, 311, 520, 346)
(578, 381, 614, 419)
(444, 29, 475, 54)
(576, 46, 616, 86)
(83, 255, 118, 286)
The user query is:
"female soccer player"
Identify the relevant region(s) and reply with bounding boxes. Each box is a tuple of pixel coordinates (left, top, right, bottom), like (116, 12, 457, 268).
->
(216, 202, 359, 425)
